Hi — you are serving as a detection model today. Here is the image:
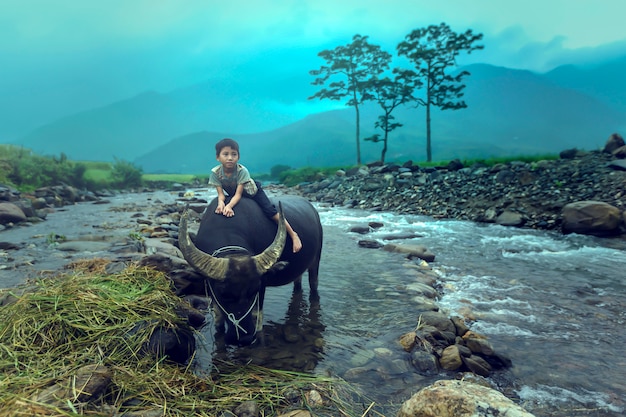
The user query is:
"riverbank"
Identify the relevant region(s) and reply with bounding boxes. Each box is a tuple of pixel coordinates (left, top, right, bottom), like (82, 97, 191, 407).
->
(292, 144, 626, 238)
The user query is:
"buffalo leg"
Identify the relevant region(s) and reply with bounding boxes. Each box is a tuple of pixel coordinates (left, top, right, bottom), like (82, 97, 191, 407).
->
(308, 253, 320, 300)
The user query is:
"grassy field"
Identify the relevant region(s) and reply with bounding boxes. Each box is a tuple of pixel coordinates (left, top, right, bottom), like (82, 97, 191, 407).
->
(142, 173, 199, 183)
(78, 160, 203, 185)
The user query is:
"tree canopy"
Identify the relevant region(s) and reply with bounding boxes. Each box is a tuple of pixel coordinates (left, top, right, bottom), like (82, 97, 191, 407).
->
(309, 35, 392, 165)
(397, 22, 484, 161)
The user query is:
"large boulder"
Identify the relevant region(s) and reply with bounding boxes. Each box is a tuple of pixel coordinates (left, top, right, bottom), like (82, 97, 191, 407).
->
(561, 201, 622, 236)
(0, 202, 27, 225)
(397, 380, 535, 417)
(603, 133, 625, 154)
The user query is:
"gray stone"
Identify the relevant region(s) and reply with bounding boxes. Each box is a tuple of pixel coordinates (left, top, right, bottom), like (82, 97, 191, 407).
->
(397, 380, 536, 417)
(0, 202, 27, 225)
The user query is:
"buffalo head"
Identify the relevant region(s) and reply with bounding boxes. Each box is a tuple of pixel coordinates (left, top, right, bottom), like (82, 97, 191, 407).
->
(178, 205, 287, 345)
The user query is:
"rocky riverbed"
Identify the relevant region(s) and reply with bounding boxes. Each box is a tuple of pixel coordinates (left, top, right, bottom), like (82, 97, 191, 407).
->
(294, 135, 626, 238)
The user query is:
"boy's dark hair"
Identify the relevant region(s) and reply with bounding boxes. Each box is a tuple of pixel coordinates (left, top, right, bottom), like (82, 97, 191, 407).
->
(215, 138, 239, 156)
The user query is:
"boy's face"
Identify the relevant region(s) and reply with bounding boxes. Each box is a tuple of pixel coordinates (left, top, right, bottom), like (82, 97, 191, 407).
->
(216, 146, 240, 171)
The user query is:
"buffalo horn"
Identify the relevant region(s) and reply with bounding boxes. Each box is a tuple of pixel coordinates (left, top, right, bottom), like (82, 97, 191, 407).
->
(252, 202, 287, 275)
(178, 211, 229, 280)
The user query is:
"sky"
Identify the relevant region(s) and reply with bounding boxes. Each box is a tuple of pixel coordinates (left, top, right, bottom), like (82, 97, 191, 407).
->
(2, 0, 626, 141)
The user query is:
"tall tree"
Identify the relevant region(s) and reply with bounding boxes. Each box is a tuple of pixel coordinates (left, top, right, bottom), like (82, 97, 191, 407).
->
(309, 35, 391, 165)
(397, 22, 483, 162)
(364, 70, 417, 163)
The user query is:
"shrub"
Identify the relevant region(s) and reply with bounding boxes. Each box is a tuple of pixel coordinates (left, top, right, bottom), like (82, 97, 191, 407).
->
(110, 158, 143, 189)
(0, 145, 88, 191)
(279, 166, 341, 187)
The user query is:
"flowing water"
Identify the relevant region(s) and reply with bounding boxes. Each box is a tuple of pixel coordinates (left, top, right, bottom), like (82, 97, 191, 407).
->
(1, 190, 625, 416)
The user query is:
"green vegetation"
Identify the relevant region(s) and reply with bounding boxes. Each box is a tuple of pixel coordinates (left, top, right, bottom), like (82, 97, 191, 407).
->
(278, 166, 348, 187)
(458, 154, 559, 167)
(0, 145, 88, 192)
(0, 261, 366, 416)
(0, 145, 145, 191)
(142, 173, 198, 183)
(109, 157, 143, 189)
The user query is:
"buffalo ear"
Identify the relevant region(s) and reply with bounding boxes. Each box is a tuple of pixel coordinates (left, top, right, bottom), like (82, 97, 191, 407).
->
(268, 261, 289, 273)
(262, 262, 289, 280)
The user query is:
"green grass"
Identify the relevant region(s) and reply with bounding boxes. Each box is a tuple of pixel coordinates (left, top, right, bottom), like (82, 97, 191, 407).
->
(142, 173, 199, 183)
(411, 153, 560, 168)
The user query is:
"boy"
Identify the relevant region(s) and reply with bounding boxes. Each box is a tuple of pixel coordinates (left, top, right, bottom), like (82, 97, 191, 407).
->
(208, 138, 302, 253)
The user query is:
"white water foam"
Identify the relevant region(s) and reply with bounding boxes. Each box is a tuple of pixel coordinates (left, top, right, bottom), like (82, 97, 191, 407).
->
(517, 384, 624, 414)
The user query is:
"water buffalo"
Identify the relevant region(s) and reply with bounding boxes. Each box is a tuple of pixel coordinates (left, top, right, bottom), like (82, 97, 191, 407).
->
(178, 195, 322, 345)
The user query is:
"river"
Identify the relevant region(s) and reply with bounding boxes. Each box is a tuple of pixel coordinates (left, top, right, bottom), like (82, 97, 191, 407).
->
(1, 190, 625, 416)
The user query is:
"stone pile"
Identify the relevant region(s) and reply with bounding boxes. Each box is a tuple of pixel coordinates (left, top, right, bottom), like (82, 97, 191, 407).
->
(295, 134, 626, 237)
(0, 184, 112, 228)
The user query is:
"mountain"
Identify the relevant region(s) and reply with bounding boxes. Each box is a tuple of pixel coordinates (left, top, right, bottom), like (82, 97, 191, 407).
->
(11, 79, 307, 162)
(545, 55, 626, 112)
(9, 59, 626, 173)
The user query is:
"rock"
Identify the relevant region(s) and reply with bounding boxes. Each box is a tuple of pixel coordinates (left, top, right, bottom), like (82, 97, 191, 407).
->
(0, 241, 21, 250)
(603, 133, 625, 154)
(397, 380, 536, 417)
(495, 210, 525, 227)
(612, 145, 626, 158)
(409, 350, 439, 375)
(0, 202, 27, 225)
(561, 200, 622, 236)
(383, 243, 435, 262)
(33, 364, 111, 405)
(349, 225, 371, 234)
(304, 389, 324, 407)
(440, 345, 463, 371)
(358, 239, 383, 249)
(462, 355, 492, 377)
(608, 159, 626, 171)
(559, 148, 580, 159)
(398, 331, 417, 351)
(463, 333, 495, 356)
(406, 282, 438, 298)
(417, 311, 456, 334)
(234, 400, 259, 417)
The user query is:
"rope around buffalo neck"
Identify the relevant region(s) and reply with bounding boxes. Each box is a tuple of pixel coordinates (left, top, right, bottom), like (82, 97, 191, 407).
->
(211, 246, 248, 257)
(206, 245, 261, 341)
(206, 279, 260, 341)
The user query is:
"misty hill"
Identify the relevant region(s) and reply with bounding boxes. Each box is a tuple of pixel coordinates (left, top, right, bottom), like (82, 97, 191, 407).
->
(545, 55, 626, 113)
(12, 79, 306, 162)
(10, 59, 626, 173)
(137, 64, 626, 174)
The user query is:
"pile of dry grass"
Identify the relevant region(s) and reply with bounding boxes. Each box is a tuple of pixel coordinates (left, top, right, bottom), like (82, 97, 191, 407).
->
(0, 260, 371, 416)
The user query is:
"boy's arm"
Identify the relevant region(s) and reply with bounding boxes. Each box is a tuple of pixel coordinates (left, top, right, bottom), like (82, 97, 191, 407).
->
(215, 186, 227, 214)
(222, 184, 245, 217)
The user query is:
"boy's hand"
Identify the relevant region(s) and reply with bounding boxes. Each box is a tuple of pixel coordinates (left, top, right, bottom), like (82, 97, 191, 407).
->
(222, 205, 235, 217)
(215, 201, 225, 214)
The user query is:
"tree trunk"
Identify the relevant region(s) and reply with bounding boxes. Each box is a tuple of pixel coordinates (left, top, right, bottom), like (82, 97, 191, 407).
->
(426, 101, 432, 162)
(355, 104, 361, 165)
(382, 132, 388, 164)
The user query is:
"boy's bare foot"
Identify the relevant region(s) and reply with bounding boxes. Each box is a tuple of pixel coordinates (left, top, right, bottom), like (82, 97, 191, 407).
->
(291, 233, 302, 253)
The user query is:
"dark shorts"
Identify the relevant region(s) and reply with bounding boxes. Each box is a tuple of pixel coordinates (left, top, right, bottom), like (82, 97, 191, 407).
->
(248, 181, 278, 218)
